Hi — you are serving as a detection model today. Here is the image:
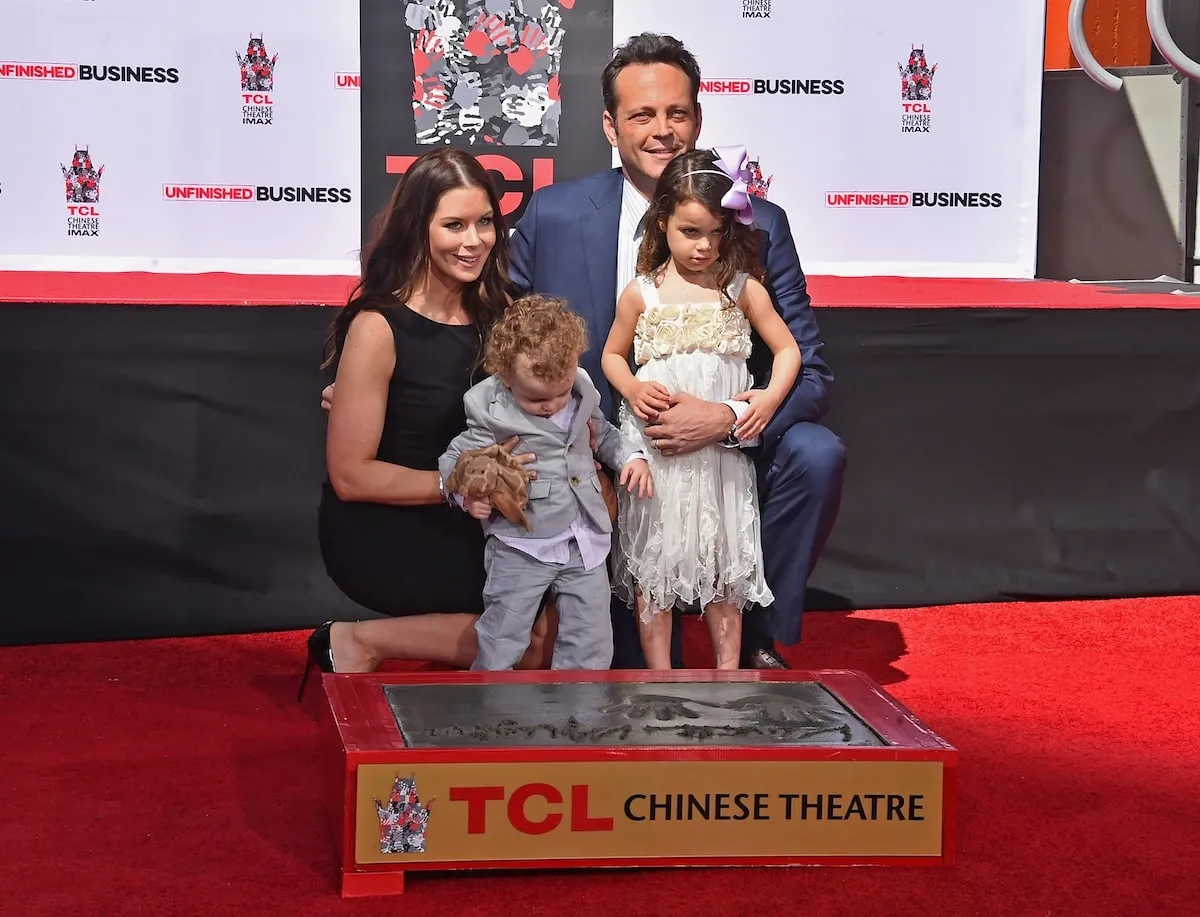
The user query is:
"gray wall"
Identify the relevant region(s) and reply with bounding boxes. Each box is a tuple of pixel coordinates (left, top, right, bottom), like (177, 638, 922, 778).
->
(1037, 67, 1195, 282)
(1037, 1, 1200, 282)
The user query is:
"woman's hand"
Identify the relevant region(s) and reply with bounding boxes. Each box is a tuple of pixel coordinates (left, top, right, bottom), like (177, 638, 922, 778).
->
(501, 435, 538, 481)
(628, 381, 671, 422)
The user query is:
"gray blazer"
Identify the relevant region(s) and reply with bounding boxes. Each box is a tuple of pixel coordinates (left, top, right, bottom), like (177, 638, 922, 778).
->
(438, 369, 641, 540)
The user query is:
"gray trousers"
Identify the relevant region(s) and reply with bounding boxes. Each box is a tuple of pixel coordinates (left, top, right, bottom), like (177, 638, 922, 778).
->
(472, 536, 614, 671)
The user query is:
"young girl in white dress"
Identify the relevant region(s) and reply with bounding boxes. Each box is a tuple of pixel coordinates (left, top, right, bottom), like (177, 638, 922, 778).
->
(601, 147, 802, 670)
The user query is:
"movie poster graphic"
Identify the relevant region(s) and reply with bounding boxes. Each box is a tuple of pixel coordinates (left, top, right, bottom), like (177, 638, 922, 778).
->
(360, 0, 615, 237)
(408, 0, 568, 146)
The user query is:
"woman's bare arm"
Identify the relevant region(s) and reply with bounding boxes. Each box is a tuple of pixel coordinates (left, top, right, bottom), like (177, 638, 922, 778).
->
(326, 311, 442, 505)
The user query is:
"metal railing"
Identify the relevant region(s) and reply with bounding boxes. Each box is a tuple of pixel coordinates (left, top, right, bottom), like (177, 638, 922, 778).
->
(1069, 0, 1200, 90)
(1063, 0, 1200, 281)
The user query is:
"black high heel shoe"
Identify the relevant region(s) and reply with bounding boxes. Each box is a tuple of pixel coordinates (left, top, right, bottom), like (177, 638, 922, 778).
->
(297, 621, 336, 702)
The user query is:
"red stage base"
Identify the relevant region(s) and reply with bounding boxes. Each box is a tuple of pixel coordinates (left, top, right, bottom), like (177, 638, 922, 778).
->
(315, 670, 957, 897)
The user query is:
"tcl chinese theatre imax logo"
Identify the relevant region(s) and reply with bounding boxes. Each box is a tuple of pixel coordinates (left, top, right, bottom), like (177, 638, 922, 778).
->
(899, 45, 936, 133)
(61, 146, 103, 237)
(237, 33, 278, 125)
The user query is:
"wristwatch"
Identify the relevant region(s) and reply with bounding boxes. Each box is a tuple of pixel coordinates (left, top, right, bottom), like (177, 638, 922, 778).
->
(721, 407, 740, 447)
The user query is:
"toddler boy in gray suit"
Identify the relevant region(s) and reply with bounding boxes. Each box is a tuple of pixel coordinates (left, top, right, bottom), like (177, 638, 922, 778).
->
(440, 295, 653, 670)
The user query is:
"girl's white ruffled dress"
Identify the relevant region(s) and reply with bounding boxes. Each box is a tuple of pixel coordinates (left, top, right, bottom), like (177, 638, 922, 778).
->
(613, 271, 773, 621)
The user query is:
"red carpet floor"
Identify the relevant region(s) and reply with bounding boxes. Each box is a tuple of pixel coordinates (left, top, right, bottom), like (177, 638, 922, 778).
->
(1, 597, 1196, 916)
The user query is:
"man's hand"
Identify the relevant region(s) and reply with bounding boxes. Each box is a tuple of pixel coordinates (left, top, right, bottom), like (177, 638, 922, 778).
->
(643, 392, 733, 456)
(321, 383, 335, 413)
(619, 457, 654, 499)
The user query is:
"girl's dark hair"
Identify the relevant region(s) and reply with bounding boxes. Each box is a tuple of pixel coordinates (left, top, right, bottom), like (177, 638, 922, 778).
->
(635, 148, 765, 299)
(322, 148, 512, 372)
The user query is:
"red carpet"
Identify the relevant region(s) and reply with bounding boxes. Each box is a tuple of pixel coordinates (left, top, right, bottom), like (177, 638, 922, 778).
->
(1, 597, 1196, 916)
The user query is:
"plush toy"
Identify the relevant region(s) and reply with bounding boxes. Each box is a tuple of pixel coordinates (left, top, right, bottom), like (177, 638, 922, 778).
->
(445, 441, 532, 531)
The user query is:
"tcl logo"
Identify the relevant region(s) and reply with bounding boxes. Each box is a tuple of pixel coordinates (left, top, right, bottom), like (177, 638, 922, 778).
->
(386, 155, 554, 216)
(448, 783, 613, 835)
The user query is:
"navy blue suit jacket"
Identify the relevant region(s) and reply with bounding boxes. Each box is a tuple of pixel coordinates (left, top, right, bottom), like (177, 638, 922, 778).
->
(508, 168, 833, 449)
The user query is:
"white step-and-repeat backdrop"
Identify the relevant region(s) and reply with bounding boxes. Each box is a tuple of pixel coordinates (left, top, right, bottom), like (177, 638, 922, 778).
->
(0, 0, 361, 275)
(621, 1, 1047, 278)
(0, 0, 1045, 278)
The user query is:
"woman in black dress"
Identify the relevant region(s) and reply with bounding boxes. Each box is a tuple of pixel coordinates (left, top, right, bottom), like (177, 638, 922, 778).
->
(302, 148, 551, 688)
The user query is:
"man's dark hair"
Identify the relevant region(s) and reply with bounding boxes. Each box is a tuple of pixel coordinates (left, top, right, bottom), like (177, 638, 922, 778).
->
(601, 33, 702, 116)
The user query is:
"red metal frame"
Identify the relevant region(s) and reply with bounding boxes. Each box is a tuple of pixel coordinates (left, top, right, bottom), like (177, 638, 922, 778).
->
(316, 669, 958, 897)
(3, 270, 1197, 310)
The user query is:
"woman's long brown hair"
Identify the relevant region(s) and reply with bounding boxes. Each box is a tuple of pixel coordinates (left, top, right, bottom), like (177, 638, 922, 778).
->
(321, 148, 513, 373)
(635, 148, 766, 300)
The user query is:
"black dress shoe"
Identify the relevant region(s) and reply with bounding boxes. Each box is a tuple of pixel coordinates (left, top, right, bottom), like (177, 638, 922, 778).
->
(744, 647, 791, 670)
(297, 621, 336, 702)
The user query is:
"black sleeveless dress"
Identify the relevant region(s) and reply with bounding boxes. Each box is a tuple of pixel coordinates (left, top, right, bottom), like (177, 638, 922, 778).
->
(318, 303, 487, 616)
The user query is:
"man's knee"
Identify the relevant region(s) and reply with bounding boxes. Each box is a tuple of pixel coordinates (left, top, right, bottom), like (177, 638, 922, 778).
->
(771, 423, 846, 489)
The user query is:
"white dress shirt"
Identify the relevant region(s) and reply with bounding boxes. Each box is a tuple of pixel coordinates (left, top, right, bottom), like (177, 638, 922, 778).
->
(615, 174, 756, 448)
(617, 176, 650, 296)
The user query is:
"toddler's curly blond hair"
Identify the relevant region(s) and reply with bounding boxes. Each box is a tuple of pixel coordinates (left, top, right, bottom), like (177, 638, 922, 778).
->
(484, 294, 588, 382)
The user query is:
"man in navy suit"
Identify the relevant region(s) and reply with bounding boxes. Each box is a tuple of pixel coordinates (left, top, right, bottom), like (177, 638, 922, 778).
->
(508, 33, 846, 669)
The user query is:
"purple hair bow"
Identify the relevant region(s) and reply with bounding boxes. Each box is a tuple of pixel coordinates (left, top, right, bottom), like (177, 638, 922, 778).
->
(712, 145, 755, 225)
